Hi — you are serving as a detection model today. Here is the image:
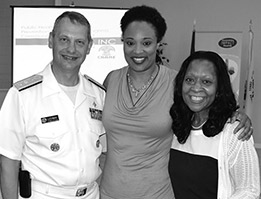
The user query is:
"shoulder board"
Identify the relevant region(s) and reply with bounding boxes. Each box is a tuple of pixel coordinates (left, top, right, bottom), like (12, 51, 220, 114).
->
(84, 74, 106, 92)
(14, 74, 43, 91)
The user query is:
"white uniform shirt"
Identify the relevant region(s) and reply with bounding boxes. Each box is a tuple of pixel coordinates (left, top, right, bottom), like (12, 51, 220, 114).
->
(0, 63, 106, 186)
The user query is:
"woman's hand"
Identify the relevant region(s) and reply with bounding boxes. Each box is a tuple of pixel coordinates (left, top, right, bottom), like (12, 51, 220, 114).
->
(229, 111, 253, 141)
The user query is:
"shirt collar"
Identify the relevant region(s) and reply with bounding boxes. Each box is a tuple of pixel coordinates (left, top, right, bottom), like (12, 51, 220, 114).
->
(41, 62, 97, 99)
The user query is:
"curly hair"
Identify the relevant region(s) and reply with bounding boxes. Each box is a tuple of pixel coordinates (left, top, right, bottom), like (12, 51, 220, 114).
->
(120, 5, 167, 43)
(169, 51, 238, 144)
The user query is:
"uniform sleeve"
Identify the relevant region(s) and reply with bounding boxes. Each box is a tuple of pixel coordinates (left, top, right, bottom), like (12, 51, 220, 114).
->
(0, 87, 26, 160)
(228, 131, 260, 198)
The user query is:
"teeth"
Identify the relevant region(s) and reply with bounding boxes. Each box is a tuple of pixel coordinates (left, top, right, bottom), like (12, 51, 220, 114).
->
(191, 96, 203, 101)
(63, 55, 76, 60)
(133, 57, 145, 63)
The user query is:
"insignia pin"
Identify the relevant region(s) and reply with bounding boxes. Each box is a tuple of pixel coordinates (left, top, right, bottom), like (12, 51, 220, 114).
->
(50, 143, 60, 152)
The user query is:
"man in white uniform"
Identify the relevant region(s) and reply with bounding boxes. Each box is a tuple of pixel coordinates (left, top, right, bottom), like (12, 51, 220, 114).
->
(0, 11, 106, 199)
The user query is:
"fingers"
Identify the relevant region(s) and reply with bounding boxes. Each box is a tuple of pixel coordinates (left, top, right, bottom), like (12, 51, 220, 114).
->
(230, 110, 253, 141)
(233, 112, 248, 134)
(236, 111, 247, 124)
(240, 126, 253, 141)
(233, 121, 243, 134)
(236, 121, 253, 141)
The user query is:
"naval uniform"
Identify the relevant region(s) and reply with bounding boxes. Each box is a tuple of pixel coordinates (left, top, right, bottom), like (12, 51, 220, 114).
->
(0, 63, 106, 199)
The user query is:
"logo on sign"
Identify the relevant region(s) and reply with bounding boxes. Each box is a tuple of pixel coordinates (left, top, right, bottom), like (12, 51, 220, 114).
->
(218, 38, 237, 48)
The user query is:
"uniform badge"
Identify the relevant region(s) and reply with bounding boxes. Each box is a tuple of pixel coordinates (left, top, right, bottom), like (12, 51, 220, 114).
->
(50, 143, 60, 152)
(41, 115, 59, 124)
(89, 108, 102, 121)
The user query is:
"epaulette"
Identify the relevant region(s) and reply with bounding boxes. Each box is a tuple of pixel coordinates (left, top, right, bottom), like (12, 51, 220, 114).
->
(14, 74, 43, 92)
(84, 74, 106, 92)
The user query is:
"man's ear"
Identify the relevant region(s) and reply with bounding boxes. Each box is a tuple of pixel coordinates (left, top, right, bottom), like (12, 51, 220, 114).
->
(48, 32, 53, 49)
(86, 39, 93, 55)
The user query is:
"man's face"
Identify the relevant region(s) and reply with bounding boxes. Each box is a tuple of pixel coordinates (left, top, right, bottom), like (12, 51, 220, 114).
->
(48, 17, 93, 74)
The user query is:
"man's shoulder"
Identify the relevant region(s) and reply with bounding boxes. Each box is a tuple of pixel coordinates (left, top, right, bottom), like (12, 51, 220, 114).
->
(13, 74, 43, 92)
(83, 74, 106, 92)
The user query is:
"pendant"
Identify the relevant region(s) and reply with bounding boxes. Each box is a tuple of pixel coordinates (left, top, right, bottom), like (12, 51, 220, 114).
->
(134, 90, 139, 97)
(131, 87, 140, 97)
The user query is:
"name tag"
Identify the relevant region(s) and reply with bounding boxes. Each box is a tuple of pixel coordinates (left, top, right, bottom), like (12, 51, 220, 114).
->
(41, 115, 59, 124)
(89, 108, 102, 121)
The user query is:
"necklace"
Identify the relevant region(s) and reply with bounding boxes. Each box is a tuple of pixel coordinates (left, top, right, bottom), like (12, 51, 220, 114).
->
(191, 120, 207, 130)
(127, 68, 157, 98)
